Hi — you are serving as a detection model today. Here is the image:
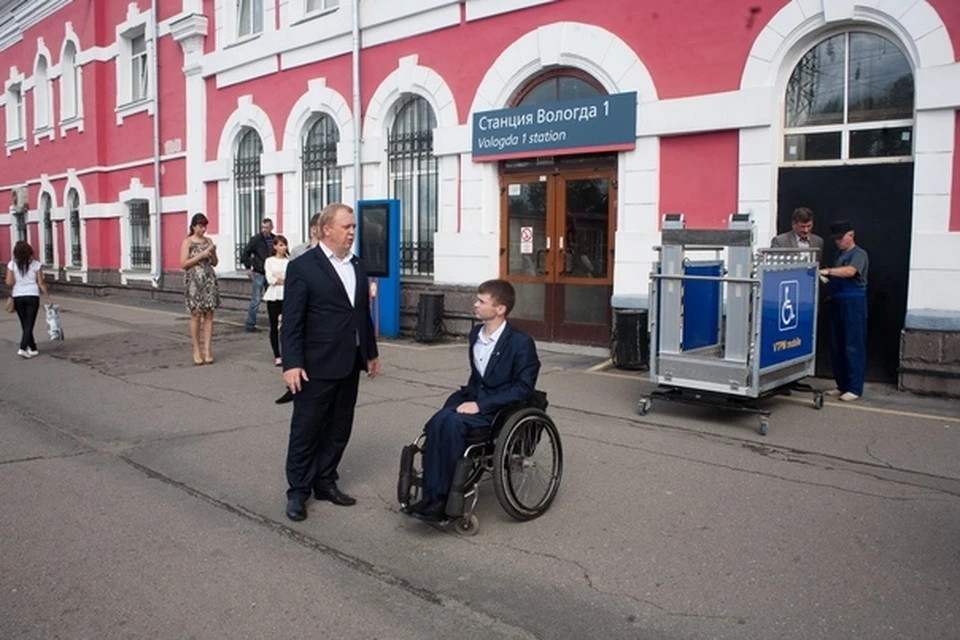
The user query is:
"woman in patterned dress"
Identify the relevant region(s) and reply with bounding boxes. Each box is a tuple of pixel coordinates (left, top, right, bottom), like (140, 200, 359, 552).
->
(180, 213, 220, 365)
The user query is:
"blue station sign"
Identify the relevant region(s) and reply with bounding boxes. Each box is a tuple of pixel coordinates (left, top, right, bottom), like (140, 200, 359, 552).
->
(472, 92, 637, 161)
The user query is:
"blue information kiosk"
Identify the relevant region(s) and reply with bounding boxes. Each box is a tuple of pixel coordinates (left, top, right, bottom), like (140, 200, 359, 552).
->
(356, 199, 401, 339)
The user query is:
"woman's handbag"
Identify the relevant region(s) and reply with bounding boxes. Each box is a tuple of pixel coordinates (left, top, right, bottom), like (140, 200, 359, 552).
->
(4, 297, 13, 313)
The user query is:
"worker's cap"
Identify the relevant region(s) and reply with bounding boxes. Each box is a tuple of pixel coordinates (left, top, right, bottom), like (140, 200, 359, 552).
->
(830, 220, 854, 238)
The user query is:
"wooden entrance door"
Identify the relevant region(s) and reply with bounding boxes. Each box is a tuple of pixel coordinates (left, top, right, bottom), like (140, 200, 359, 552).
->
(500, 169, 616, 345)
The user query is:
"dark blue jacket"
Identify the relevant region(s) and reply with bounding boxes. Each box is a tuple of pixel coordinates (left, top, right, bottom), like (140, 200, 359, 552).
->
(443, 323, 540, 415)
(281, 246, 378, 380)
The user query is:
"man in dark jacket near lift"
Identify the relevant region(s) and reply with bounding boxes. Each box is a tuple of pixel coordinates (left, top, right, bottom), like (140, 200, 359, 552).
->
(241, 218, 275, 331)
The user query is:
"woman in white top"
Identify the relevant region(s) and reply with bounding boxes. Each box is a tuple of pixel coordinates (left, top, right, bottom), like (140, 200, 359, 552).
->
(5, 241, 52, 358)
(263, 234, 289, 366)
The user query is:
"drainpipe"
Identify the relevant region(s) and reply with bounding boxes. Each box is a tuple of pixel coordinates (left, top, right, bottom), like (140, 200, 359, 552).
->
(150, 0, 163, 287)
(351, 0, 361, 203)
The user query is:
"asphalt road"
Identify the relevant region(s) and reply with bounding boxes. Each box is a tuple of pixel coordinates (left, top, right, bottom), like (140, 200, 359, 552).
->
(1, 295, 958, 639)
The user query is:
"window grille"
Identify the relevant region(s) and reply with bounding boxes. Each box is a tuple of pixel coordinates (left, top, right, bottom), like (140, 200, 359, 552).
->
(68, 190, 82, 266)
(129, 200, 151, 270)
(302, 115, 341, 241)
(42, 194, 53, 264)
(234, 127, 265, 268)
(13, 211, 26, 243)
(388, 96, 437, 277)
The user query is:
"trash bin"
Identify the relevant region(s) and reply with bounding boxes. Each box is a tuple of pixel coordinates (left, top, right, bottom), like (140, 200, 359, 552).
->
(611, 308, 649, 370)
(415, 292, 445, 343)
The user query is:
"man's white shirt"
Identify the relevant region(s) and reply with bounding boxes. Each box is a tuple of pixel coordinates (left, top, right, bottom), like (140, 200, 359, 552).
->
(473, 321, 506, 378)
(320, 243, 356, 307)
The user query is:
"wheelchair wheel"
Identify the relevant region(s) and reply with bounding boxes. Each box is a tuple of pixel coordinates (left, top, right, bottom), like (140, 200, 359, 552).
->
(492, 408, 563, 521)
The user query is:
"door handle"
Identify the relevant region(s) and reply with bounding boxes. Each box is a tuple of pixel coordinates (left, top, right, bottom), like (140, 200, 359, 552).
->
(535, 248, 550, 276)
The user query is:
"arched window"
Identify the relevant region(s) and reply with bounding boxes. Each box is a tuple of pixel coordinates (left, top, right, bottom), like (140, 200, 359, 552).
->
(513, 68, 605, 107)
(68, 189, 82, 267)
(388, 95, 436, 277)
(61, 41, 80, 121)
(302, 115, 341, 241)
(234, 127, 264, 268)
(784, 32, 914, 162)
(34, 55, 51, 131)
(41, 193, 53, 264)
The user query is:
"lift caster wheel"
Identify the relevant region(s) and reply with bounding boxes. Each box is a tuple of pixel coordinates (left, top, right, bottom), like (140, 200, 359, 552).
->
(455, 515, 480, 537)
(813, 392, 824, 410)
(637, 398, 652, 416)
(758, 418, 769, 436)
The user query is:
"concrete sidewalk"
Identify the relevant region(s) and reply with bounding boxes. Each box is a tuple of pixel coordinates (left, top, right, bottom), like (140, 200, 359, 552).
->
(2, 292, 959, 639)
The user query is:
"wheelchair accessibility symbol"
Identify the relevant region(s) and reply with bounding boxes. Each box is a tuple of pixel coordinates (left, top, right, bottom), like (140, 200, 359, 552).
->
(778, 280, 799, 331)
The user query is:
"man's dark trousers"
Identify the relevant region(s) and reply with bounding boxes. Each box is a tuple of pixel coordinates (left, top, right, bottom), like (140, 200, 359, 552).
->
(422, 408, 491, 502)
(286, 349, 363, 501)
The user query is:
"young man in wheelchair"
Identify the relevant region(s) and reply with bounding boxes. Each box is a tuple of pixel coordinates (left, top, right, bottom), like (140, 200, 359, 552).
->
(404, 279, 541, 522)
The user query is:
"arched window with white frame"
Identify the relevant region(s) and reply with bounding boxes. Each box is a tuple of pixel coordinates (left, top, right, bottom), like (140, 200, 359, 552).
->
(61, 40, 81, 122)
(41, 192, 54, 264)
(783, 31, 914, 163)
(301, 114, 341, 241)
(234, 127, 265, 268)
(388, 95, 437, 277)
(67, 188, 82, 267)
(34, 55, 51, 133)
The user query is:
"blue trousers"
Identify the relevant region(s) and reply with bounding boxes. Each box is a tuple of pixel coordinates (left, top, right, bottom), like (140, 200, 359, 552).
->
(829, 295, 867, 396)
(245, 272, 266, 329)
(422, 408, 492, 501)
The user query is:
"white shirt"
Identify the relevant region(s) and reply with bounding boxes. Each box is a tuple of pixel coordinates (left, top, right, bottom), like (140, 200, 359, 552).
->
(794, 233, 810, 248)
(7, 259, 41, 297)
(320, 243, 356, 307)
(473, 321, 506, 378)
(263, 256, 288, 301)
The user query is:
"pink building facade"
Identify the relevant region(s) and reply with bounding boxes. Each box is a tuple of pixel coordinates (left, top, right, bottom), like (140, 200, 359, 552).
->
(2, 0, 960, 392)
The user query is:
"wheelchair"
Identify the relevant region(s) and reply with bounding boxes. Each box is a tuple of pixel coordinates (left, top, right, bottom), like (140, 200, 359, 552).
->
(397, 391, 563, 536)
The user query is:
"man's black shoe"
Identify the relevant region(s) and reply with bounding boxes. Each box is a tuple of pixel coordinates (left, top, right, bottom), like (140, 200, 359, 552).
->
(314, 486, 357, 506)
(412, 500, 447, 522)
(245, 326, 260, 333)
(275, 390, 294, 404)
(286, 498, 307, 521)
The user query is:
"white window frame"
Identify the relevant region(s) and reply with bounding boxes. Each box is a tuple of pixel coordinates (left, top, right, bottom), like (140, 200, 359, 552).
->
(115, 5, 154, 125)
(32, 54, 54, 143)
(130, 33, 148, 102)
(4, 68, 27, 155)
(118, 178, 157, 283)
(65, 188, 84, 271)
(235, 0, 265, 41)
(39, 191, 55, 266)
(780, 28, 916, 168)
(59, 35, 84, 135)
(288, 0, 340, 26)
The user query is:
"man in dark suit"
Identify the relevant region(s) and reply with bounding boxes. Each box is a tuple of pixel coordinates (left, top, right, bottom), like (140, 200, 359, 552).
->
(771, 206, 825, 252)
(405, 279, 540, 522)
(281, 203, 380, 522)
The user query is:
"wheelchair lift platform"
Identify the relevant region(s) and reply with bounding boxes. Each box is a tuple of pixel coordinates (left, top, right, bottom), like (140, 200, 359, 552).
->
(639, 213, 824, 435)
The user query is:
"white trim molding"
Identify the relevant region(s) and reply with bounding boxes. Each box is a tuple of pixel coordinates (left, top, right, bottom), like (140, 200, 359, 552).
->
(4, 66, 28, 155)
(58, 22, 85, 135)
(62, 170, 88, 280)
(447, 21, 660, 290)
(736, 0, 959, 313)
(279, 78, 356, 244)
(118, 177, 157, 284)
(32, 38, 55, 145)
(37, 174, 59, 268)
(114, 2, 155, 125)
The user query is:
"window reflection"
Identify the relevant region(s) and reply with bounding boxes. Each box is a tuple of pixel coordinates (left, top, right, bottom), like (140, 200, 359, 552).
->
(786, 34, 845, 128)
(847, 33, 914, 123)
